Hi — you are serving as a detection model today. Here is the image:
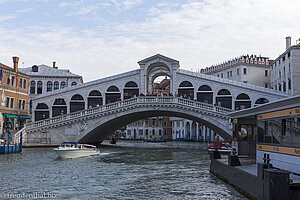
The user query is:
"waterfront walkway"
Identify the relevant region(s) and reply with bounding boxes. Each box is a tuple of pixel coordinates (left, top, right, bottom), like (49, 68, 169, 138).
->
(215, 157, 300, 183)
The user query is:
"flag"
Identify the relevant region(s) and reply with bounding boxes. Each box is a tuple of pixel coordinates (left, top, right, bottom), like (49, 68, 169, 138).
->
(0, 68, 3, 82)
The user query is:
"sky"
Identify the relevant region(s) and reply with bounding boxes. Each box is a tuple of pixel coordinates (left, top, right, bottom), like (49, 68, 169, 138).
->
(0, 0, 299, 82)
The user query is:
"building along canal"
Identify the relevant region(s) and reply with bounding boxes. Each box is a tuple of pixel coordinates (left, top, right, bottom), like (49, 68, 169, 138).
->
(0, 140, 247, 200)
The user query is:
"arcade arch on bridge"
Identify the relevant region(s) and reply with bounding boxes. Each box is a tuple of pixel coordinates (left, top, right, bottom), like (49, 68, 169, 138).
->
(178, 81, 194, 99)
(235, 93, 251, 110)
(216, 89, 232, 109)
(52, 98, 67, 117)
(106, 86, 121, 104)
(123, 81, 139, 100)
(146, 62, 171, 94)
(88, 90, 103, 108)
(70, 94, 85, 113)
(254, 98, 269, 106)
(35, 103, 49, 121)
(197, 85, 213, 104)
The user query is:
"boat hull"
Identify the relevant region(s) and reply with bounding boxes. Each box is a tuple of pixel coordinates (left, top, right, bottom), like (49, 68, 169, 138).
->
(208, 148, 232, 154)
(55, 149, 100, 159)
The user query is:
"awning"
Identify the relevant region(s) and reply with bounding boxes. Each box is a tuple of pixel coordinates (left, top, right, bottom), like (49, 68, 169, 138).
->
(18, 115, 31, 119)
(4, 114, 18, 119)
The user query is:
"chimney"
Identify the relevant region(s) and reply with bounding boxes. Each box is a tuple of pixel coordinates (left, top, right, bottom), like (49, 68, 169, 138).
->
(12, 56, 19, 72)
(286, 36, 291, 50)
(53, 61, 57, 69)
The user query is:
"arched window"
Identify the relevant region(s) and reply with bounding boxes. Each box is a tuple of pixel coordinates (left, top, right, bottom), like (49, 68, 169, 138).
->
(255, 98, 269, 105)
(37, 81, 43, 94)
(35, 103, 49, 121)
(88, 90, 103, 108)
(32, 65, 38, 72)
(235, 93, 251, 110)
(22, 100, 25, 110)
(107, 86, 119, 92)
(70, 94, 85, 113)
(19, 78, 23, 88)
(179, 81, 193, 87)
(216, 89, 232, 109)
(29, 100, 32, 114)
(124, 81, 139, 100)
(60, 81, 66, 89)
(23, 79, 27, 89)
(197, 85, 213, 104)
(125, 81, 138, 87)
(71, 82, 77, 86)
(217, 89, 231, 95)
(54, 81, 59, 90)
(52, 98, 67, 117)
(106, 86, 121, 104)
(30, 80, 36, 94)
(36, 103, 48, 109)
(178, 81, 194, 99)
(47, 81, 53, 92)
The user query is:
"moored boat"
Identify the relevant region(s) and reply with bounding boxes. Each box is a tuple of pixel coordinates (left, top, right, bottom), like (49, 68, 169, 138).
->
(54, 142, 100, 159)
(208, 142, 232, 154)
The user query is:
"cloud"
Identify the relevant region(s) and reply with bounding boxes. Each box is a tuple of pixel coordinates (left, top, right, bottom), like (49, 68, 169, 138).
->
(121, 0, 142, 9)
(0, 0, 7, 4)
(16, 8, 34, 13)
(0, 14, 17, 22)
(0, 0, 300, 82)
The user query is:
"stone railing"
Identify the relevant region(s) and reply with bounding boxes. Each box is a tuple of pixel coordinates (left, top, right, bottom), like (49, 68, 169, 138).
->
(26, 96, 231, 130)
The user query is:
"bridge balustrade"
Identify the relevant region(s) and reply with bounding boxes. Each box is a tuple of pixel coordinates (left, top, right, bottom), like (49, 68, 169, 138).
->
(27, 96, 231, 130)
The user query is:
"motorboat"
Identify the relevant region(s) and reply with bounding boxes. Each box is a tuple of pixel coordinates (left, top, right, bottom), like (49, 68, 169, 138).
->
(208, 142, 232, 154)
(54, 142, 100, 159)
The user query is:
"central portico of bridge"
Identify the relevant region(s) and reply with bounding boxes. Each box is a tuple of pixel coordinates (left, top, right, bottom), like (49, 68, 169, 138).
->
(27, 54, 289, 144)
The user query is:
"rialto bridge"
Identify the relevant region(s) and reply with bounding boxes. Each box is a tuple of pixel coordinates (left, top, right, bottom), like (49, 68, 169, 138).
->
(26, 54, 289, 144)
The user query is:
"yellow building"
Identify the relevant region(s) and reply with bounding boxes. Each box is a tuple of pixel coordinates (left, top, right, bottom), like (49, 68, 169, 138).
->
(0, 57, 30, 139)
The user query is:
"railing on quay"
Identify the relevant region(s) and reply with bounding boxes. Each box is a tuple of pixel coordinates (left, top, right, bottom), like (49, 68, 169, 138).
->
(27, 96, 231, 130)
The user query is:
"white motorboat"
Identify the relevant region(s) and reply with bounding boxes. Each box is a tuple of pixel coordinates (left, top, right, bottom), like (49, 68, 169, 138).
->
(54, 142, 100, 159)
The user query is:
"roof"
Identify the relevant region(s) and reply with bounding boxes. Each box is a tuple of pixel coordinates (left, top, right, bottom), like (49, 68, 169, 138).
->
(137, 54, 179, 65)
(228, 95, 300, 119)
(19, 65, 81, 78)
(0, 63, 29, 77)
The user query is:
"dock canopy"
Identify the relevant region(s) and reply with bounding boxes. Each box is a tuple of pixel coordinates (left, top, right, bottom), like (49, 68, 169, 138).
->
(18, 115, 31, 119)
(4, 114, 18, 119)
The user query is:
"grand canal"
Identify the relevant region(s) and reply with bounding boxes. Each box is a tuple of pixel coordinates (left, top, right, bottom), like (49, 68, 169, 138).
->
(0, 141, 247, 200)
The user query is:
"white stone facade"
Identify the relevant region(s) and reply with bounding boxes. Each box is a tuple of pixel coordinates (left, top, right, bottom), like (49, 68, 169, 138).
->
(126, 116, 172, 140)
(201, 55, 271, 88)
(19, 63, 83, 116)
(270, 37, 300, 96)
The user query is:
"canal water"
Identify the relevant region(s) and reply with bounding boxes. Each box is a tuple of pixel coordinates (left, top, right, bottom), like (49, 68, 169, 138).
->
(0, 141, 247, 200)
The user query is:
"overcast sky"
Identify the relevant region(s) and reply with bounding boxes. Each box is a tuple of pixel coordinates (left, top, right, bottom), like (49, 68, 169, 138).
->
(0, 0, 299, 82)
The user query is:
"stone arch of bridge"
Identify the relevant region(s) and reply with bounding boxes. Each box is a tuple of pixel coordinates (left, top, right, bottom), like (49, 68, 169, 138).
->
(78, 106, 231, 144)
(146, 62, 171, 94)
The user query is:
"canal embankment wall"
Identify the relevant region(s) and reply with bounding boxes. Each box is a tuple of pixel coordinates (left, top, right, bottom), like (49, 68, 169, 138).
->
(210, 158, 258, 199)
(210, 156, 300, 200)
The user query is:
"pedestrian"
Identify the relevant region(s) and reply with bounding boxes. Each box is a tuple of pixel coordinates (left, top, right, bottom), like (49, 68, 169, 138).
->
(15, 123, 18, 131)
